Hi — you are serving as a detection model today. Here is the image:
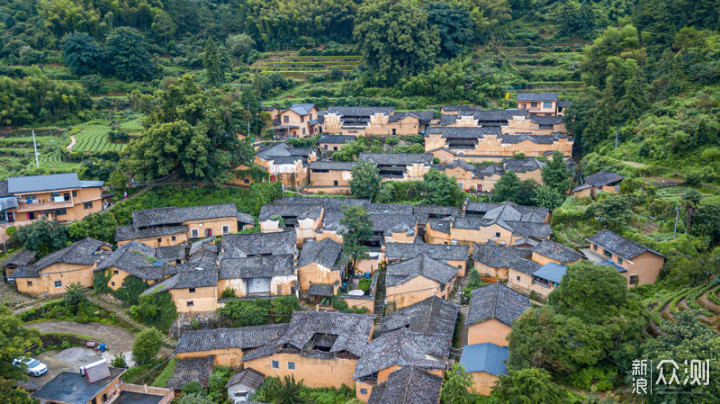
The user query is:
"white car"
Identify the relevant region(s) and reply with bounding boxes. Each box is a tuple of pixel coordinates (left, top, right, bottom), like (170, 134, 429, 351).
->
(13, 357, 47, 377)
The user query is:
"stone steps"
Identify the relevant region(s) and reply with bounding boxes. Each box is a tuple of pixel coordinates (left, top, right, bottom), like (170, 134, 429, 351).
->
(88, 294, 178, 347)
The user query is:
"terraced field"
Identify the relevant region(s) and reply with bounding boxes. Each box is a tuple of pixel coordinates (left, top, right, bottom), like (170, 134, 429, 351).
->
(252, 51, 363, 78)
(649, 284, 720, 335)
(70, 124, 125, 153)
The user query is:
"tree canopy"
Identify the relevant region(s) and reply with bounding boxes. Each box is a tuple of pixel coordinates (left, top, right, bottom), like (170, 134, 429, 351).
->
(350, 160, 381, 201)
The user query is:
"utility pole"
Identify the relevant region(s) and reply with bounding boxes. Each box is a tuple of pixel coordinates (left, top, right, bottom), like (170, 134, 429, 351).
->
(615, 128, 619, 152)
(32, 130, 39, 168)
(673, 206, 680, 240)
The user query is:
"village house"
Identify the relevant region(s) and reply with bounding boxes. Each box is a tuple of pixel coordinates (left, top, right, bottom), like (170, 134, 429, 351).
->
(32, 359, 174, 404)
(174, 324, 290, 368)
(357, 153, 433, 181)
(458, 343, 509, 395)
(252, 143, 317, 188)
(220, 230, 298, 259)
(307, 161, 355, 194)
(218, 254, 298, 298)
(414, 206, 463, 243)
(274, 103, 321, 138)
(166, 261, 219, 313)
(572, 170, 625, 198)
(370, 213, 418, 246)
(226, 368, 265, 404)
(531, 262, 568, 297)
(441, 105, 484, 116)
(13, 238, 111, 296)
(377, 296, 458, 340)
(167, 356, 215, 392)
(432, 160, 504, 192)
(385, 254, 457, 310)
(115, 203, 248, 247)
(242, 311, 375, 389)
(384, 242, 469, 277)
(502, 157, 546, 184)
(353, 328, 451, 402)
(297, 238, 347, 295)
(473, 243, 534, 280)
(2, 249, 35, 280)
(4, 173, 106, 224)
(439, 108, 567, 133)
(322, 107, 433, 136)
(367, 366, 443, 404)
(318, 134, 356, 153)
(586, 229, 666, 287)
(531, 240, 582, 266)
(425, 126, 572, 163)
(94, 241, 186, 291)
(259, 202, 324, 243)
(465, 283, 530, 347)
(557, 100, 571, 116)
(516, 92, 559, 116)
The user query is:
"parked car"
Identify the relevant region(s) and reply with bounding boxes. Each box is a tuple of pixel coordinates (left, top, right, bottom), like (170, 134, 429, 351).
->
(13, 357, 47, 377)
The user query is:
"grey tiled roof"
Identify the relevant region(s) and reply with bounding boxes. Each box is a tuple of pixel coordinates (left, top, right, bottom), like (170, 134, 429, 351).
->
(466, 283, 530, 327)
(309, 161, 355, 171)
(298, 239, 345, 271)
(259, 203, 323, 221)
(530, 115, 564, 126)
(189, 237, 217, 256)
(584, 171, 624, 187)
(353, 329, 450, 379)
(371, 214, 417, 236)
(427, 218, 451, 234)
(442, 105, 484, 113)
(483, 201, 549, 224)
(287, 103, 315, 116)
(308, 283, 334, 297)
(274, 196, 370, 211)
(502, 157, 545, 173)
(358, 153, 433, 165)
(385, 243, 469, 262)
(175, 324, 290, 353)
(367, 203, 414, 215)
(171, 266, 218, 289)
(94, 241, 183, 281)
(501, 134, 559, 145)
(517, 92, 558, 101)
(557, 100, 572, 107)
(328, 107, 395, 116)
(219, 254, 294, 279)
(131, 203, 239, 228)
(2, 249, 36, 268)
(504, 221, 552, 239)
(226, 368, 265, 390)
(0, 180, 9, 197)
(157, 244, 187, 262)
(413, 205, 462, 225)
(367, 367, 443, 404)
(256, 143, 313, 163)
(7, 172, 85, 194)
(318, 134, 356, 144)
(386, 254, 457, 287)
(242, 311, 375, 361)
(473, 243, 532, 269)
(220, 231, 296, 258)
(465, 201, 500, 216)
(587, 229, 664, 260)
(167, 357, 215, 389)
(388, 111, 434, 123)
(426, 126, 501, 138)
(115, 224, 187, 242)
(14, 238, 109, 278)
(378, 296, 458, 339)
(532, 240, 582, 263)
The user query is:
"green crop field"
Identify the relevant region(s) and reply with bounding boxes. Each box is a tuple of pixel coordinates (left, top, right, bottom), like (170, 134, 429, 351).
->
(70, 123, 125, 153)
(252, 51, 363, 77)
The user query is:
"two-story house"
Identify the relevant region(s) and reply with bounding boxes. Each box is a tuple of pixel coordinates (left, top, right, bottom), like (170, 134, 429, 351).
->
(586, 229, 666, 287)
(275, 103, 321, 138)
(516, 93, 559, 116)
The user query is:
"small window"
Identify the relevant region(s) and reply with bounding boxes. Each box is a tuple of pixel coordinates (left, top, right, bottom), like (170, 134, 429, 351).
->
(324, 145, 328, 149)
(288, 362, 295, 370)
(272, 361, 279, 369)
(189, 288, 196, 293)
(531, 102, 538, 108)
(629, 275, 639, 285)
(495, 232, 501, 238)
(121, 282, 126, 287)
(171, 236, 176, 242)
(84, 201, 93, 209)
(244, 179, 250, 184)
(191, 229, 200, 238)
(603, 250, 613, 258)
(618, 257, 623, 264)
(283, 116, 289, 123)
(205, 228, 213, 237)
(592, 244, 598, 251)
(187, 301, 194, 307)
(333, 146, 338, 151)
(27, 281, 33, 287)
(222, 225, 230, 234)
(72, 191, 77, 197)
(111, 282, 115, 287)
(54, 280, 62, 288)
(392, 128, 396, 135)
(333, 180, 338, 186)
(516, 276, 521, 281)
(157, 238, 162, 243)
(360, 388, 368, 395)
(457, 265, 462, 270)
(113, 270, 119, 275)
(543, 101, 552, 109)
(56, 208, 67, 216)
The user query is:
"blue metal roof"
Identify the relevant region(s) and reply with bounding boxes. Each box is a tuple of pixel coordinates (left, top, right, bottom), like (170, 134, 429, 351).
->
(532, 262, 567, 284)
(459, 343, 509, 376)
(8, 173, 80, 194)
(600, 259, 627, 273)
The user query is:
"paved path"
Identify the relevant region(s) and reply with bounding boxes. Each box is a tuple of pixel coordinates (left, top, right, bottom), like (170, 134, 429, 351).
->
(66, 135, 76, 151)
(0, 281, 34, 309)
(88, 294, 178, 347)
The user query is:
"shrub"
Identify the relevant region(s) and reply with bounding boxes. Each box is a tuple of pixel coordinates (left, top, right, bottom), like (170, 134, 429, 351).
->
(221, 288, 236, 298)
(112, 354, 128, 368)
(132, 328, 164, 364)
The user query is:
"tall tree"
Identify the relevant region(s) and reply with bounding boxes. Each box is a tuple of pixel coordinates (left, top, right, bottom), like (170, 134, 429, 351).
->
(13, 218, 69, 257)
(105, 27, 153, 82)
(61, 31, 106, 76)
(203, 38, 224, 86)
(124, 74, 255, 183)
(422, 169, 463, 206)
(541, 152, 572, 193)
(350, 161, 382, 201)
(492, 172, 537, 205)
(151, 11, 177, 47)
(440, 363, 473, 404)
(132, 328, 163, 364)
(226, 33, 256, 60)
(493, 368, 572, 403)
(619, 71, 648, 122)
(426, 2, 474, 59)
(354, 0, 441, 83)
(340, 206, 374, 271)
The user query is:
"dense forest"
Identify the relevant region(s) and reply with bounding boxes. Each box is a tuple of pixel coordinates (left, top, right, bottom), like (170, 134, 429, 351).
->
(2, 0, 720, 401)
